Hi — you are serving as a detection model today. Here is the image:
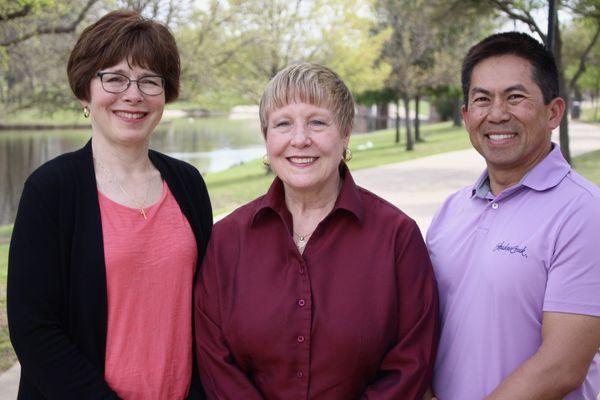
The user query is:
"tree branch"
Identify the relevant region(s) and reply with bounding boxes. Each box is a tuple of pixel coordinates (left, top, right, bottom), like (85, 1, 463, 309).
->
(0, 4, 32, 22)
(488, 0, 547, 43)
(569, 20, 600, 92)
(1, 0, 99, 47)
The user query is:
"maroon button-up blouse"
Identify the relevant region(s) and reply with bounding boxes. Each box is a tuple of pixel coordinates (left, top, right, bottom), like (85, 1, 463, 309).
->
(195, 166, 439, 399)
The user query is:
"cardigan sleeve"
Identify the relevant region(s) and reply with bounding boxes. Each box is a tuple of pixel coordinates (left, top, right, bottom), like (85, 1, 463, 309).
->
(361, 222, 439, 400)
(7, 177, 120, 400)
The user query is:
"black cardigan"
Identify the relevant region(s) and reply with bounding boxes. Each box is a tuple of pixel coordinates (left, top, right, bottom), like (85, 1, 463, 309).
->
(7, 141, 212, 399)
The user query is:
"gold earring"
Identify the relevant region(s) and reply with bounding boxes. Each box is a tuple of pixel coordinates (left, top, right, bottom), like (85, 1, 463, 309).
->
(343, 147, 352, 162)
(83, 106, 90, 118)
(262, 154, 270, 166)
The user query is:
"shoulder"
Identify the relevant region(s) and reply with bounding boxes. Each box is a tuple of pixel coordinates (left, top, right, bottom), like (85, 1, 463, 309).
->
(561, 169, 600, 200)
(26, 145, 90, 191)
(212, 195, 266, 236)
(355, 185, 421, 236)
(149, 150, 202, 180)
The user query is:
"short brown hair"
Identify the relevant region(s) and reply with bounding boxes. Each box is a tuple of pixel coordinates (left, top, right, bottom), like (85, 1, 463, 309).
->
(259, 63, 355, 137)
(67, 9, 180, 103)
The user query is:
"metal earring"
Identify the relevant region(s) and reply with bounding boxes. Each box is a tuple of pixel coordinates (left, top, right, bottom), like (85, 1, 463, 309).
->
(262, 154, 270, 166)
(343, 147, 353, 162)
(83, 106, 90, 118)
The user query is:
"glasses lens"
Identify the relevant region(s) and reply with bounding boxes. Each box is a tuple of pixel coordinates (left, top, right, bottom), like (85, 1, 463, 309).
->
(138, 76, 164, 96)
(100, 73, 129, 93)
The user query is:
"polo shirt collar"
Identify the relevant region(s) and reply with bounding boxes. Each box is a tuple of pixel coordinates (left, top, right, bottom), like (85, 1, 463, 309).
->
(251, 163, 365, 226)
(471, 143, 571, 199)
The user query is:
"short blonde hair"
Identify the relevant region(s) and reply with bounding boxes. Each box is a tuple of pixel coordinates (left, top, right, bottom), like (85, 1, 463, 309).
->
(259, 63, 355, 138)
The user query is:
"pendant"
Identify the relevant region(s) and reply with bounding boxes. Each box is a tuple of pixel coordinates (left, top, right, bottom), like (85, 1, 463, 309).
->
(140, 208, 148, 220)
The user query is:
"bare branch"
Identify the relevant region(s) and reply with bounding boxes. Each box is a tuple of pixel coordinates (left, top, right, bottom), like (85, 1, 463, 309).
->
(0, 4, 32, 22)
(569, 21, 600, 92)
(1, 0, 99, 47)
(488, 0, 546, 42)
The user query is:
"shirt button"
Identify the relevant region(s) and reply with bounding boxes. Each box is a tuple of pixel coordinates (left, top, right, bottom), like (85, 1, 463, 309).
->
(297, 335, 305, 343)
(299, 267, 305, 274)
(298, 299, 306, 307)
(296, 369, 304, 379)
(491, 202, 499, 209)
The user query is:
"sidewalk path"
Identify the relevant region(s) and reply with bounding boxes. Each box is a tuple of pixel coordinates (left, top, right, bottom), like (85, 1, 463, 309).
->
(354, 121, 600, 233)
(0, 122, 598, 399)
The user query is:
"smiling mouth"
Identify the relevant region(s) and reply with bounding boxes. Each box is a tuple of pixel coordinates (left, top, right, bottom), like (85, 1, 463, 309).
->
(486, 133, 517, 143)
(288, 156, 317, 164)
(114, 111, 147, 120)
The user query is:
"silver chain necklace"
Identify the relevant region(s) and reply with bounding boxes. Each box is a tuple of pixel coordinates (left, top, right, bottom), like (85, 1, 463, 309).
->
(93, 157, 153, 220)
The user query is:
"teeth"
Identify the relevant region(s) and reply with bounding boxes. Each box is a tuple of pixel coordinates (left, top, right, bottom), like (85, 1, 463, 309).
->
(289, 157, 316, 164)
(115, 111, 145, 119)
(488, 133, 515, 141)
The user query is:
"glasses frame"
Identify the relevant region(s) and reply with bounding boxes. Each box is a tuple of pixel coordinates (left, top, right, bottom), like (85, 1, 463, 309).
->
(96, 72, 166, 96)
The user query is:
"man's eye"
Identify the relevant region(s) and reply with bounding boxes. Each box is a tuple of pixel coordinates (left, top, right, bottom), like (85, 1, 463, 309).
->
(473, 96, 489, 103)
(508, 94, 524, 101)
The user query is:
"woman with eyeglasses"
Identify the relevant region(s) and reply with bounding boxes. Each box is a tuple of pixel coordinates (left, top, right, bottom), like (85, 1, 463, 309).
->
(7, 10, 212, 400)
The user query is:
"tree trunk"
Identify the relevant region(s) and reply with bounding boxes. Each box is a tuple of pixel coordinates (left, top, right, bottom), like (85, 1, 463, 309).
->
(555, 20, 571, 164)
(376, 102, 389, 131)
(414, 94, 423, 142)
(453, 96, 462, 127)
(404, 95, 414, 151)
(395, 98, 401, 144)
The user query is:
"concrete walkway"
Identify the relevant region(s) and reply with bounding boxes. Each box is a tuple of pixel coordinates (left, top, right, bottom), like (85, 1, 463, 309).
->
(0, 121, 598, 399)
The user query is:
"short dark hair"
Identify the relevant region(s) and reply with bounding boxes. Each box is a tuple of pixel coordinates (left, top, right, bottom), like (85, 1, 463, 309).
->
(461, 32, 559, 107)
(67, 10, 180, 103)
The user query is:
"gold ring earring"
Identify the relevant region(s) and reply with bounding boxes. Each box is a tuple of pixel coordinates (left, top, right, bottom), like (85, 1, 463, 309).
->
(83, 106, 90, 118)
(343, 147, 353, 162)
(262, 154, 270, 166)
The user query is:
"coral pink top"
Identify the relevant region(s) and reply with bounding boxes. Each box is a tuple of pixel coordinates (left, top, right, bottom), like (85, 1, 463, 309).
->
(99, 181, 197, 400)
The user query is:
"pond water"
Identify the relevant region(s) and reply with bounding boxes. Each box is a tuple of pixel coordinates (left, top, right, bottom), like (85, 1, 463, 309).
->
(0, 117, 264, 225)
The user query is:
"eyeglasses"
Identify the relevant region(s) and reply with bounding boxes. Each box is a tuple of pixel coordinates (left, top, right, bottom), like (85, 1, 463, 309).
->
(96, 72, 165, 96)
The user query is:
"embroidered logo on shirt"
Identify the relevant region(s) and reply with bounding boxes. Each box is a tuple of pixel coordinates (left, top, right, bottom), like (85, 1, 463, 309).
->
(493, 241, 528, 258)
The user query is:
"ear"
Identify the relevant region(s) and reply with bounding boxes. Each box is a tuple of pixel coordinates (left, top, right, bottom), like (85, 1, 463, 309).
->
(461, 104, 471, 132)
(547, 97, 565, 130)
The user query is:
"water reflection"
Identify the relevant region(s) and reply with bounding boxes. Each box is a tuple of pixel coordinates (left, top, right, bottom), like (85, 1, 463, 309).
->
(0, 117, 264, 225)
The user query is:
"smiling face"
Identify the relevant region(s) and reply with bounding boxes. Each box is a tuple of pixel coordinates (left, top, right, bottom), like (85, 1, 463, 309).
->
(83, 59, 165, 148)
(266, 101, 349, 196)
(462, 55, 564, 184)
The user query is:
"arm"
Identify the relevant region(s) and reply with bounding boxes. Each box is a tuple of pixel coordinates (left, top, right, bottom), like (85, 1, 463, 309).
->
(7, 178, 119, 399)
(362, 223, 440, 400)
(485, 312, 600, 400)
(194, 237, 263, 400)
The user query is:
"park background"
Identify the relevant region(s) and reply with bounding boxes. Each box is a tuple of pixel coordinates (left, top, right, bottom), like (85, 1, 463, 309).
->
(1, 0, 600, 387)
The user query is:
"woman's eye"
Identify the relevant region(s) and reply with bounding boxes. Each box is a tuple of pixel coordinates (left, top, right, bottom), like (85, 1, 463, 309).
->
(274, 121, 290, 128)
(310, 120, 325, 126)
(107, 76, 127, 83)
(140, 78, 161, 87)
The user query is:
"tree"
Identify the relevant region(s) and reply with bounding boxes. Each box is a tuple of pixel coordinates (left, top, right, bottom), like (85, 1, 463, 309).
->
(481, 0, 600, 164)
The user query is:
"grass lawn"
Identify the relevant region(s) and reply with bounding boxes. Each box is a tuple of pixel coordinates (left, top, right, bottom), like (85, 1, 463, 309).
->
(205, 121, 471, 215)
(573, 149, 600, 186)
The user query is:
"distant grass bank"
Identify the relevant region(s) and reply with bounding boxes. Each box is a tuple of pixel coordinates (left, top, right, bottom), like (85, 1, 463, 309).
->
(206, 121, 471, 215)
(573, 149, 600, 185)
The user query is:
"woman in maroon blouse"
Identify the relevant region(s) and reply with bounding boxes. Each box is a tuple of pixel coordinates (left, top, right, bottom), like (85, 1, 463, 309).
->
(195, 63, 439, 399)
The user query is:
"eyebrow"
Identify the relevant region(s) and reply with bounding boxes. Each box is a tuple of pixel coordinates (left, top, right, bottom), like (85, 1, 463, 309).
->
(470, 84, 530, 96)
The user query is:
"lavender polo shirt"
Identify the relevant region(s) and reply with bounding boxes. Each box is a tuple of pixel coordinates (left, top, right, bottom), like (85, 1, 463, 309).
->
(427, 144, 600, 400)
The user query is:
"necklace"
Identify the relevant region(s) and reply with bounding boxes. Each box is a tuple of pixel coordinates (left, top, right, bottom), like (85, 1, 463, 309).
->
(93, 157, 153, 220)
(293, 230, 315, 253)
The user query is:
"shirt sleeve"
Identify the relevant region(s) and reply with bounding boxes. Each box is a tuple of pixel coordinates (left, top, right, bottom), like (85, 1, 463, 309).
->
(7, 178, 120, 400)
(194, 232, 264, 400)
(544, 196, 600, 316)
(362, 222, 439, 400)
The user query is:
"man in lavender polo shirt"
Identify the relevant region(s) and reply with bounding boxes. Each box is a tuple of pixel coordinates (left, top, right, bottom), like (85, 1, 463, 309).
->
(426, 32, 600, 399)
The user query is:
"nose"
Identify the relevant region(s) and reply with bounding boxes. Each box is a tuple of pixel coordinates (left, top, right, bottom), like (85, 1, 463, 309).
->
(486, 98, 510, 124)
(122, 81, 144, 103)
(290, 123, 311, 147)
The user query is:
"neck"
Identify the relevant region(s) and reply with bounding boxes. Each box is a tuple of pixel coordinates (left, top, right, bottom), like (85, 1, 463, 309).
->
(91, 134, 151, 176)
(284, 176, 342, 218)
(488, 141, 552, 196)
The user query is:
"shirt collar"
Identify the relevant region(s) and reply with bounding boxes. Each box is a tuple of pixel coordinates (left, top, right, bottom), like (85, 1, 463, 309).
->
(251, 163, 365, 226)
(470, 142, 571, 199)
